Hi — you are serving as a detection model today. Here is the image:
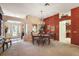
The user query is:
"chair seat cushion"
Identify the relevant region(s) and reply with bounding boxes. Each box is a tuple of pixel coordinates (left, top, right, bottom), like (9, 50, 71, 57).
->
(5, 39, 11, 43)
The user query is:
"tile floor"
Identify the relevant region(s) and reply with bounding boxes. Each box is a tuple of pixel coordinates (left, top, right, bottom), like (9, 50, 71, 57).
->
(1, 39, 79, 56)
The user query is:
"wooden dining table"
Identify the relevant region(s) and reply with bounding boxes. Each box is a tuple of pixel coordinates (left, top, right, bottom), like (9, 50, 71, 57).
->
(32, 34, 50, 45)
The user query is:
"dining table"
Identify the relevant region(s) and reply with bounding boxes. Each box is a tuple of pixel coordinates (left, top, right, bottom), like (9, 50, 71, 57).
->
(32, 34, 50, 45)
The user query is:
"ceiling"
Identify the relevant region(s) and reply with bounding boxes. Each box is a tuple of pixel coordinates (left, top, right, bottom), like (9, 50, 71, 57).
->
(0, 3, 79, 19)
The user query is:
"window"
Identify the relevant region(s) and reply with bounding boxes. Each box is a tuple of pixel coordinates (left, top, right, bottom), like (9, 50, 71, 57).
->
(6, 20, 22, 37)
(32, 24, 37, 32)
(25, 24, 28, 34)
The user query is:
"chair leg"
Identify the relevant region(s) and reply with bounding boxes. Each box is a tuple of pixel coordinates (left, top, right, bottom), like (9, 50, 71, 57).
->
(2, 43, 5, 52)
(42, 40, 45, 45)
(10, 41, 12, 46)
(6, 43, 8, 49)
(37, 40, 40, 45)
(48, 39, 50, 45)
(32, 39, 34, 44)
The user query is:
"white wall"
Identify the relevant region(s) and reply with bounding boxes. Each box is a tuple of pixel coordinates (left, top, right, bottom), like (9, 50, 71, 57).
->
(59, 21, 66, 43)
(0, 6, 3, 14)
(25, 15, 41, 34)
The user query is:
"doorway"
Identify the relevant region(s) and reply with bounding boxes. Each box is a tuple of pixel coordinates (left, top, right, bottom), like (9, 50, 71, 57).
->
(59, 20, 71, 44)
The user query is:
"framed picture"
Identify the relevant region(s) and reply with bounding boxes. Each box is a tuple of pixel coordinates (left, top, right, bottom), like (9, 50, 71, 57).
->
(51, 26, 55, 31)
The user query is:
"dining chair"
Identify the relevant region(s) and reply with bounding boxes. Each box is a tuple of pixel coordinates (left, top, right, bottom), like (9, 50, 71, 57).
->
(31, 32, 40, 45)
(0, 38, 5, 54)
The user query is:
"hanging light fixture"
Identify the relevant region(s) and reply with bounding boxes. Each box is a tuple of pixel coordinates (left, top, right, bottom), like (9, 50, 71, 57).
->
(40, 10, 43, 21)
(45, 3, 50, 6)
(40, 3, 51, 25)
(40, 10, 45, 25)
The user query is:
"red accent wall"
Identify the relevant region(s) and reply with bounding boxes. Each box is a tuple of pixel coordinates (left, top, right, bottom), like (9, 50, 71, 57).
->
(71, 7, 79, 45)
(44, 16, 55, 32)
(43, 7, 79, 45)
(54, 14, 59, 40)
(44, 14, 59, 40)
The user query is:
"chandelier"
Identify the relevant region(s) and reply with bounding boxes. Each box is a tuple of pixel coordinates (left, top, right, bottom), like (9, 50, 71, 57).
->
(40, 10, 45, 25)
(40, 3, 50, 25)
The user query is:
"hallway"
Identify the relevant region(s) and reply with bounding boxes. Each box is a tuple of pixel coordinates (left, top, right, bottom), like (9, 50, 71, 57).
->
(1, 39, 79, 56)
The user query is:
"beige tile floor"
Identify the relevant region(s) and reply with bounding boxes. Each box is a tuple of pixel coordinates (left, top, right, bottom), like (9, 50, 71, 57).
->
(1, 39, 79, 56)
